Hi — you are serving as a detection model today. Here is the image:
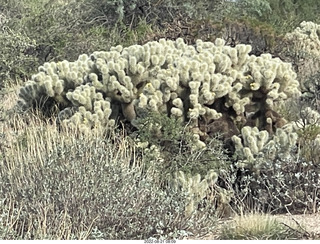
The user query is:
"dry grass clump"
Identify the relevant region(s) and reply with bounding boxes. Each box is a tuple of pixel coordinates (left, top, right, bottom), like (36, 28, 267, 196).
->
(218, 213, 302, 240)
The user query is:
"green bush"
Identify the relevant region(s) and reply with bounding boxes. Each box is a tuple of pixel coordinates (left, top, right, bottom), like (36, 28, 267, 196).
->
(76, 0, 228, 26)
(0, 0, 155, 86)
(0, 0, 229, 71)
(275, 97, 320, 164)
(0, 13, 38, 87)
(302, 71, 320, 110)
(131, 112, 231, 185)
(226, 0, 320, 34)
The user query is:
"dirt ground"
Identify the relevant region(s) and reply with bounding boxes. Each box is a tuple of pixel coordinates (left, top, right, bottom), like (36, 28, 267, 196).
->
(274, 213, 320, 239)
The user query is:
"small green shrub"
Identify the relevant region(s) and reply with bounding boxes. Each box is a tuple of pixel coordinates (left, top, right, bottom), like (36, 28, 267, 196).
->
(131, 112, 231, 185)
(302, 71, 320, 111)
(275, 97, 320, 164)
(0, 13, 37, 87)
(81, 0, 229, 26)
(296, 124, 320, 164)
(0, 0, 156, 87)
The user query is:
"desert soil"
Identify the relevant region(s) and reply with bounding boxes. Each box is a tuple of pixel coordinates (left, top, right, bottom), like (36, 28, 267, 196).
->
(274, 213, 320, 238)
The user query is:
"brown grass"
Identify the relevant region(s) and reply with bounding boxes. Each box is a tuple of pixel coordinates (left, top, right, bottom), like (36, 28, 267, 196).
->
(217, 213, 302, 240)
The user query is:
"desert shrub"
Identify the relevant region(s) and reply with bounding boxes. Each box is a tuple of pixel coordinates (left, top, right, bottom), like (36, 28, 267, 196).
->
(0, 0, 155, 85)
(0, 0, 229, 65)
(0, 0, 236, 75)
(296, 124, 320, 164)
(223, 97, 320, 214)
(218, 213, 302, 240)
(226, 0, 272, 20)
(221, 17, 280, 55)
(5, 0, 122, 62)
(227, 0, 320, 34)
(131, 112, 232, 185)
(227, 150, 320, 214)
(0, 118, 217, 240)
(0, 13, 38, 87)
(265, 0, 320, 33)
(301, 71, 320, 111)
(78, 0, 229, 27)
(275, 97, 320, 164)
(146, 16, 280, 58)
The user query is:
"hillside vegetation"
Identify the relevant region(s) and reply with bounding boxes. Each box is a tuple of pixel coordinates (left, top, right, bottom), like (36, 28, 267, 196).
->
(0, 0, 320, 240)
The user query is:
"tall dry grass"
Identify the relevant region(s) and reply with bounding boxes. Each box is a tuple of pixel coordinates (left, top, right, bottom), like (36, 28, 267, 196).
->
(0, 108, 138, 239)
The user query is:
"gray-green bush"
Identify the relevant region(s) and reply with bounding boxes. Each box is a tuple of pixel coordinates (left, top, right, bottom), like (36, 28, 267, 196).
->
(0, 13, 37, 87)
(0, 124, 217, 239)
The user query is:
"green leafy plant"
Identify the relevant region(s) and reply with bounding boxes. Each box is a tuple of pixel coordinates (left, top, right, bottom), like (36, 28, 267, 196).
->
(275, 97, 320, 164)
(132, 112, 231, 184)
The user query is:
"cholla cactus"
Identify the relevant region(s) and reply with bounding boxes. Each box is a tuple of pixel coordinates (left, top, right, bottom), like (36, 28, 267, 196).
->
(232, 125, 298, 165)
(284, 21, 320, 60)
(18, 38, 300, 137)
(232, 126, 269, 162)
(172, 170, 218, 216)
(284, 21, 320, 87)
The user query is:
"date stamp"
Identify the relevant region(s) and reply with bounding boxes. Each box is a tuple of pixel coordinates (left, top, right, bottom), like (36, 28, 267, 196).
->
(144, 239, 176, 243)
